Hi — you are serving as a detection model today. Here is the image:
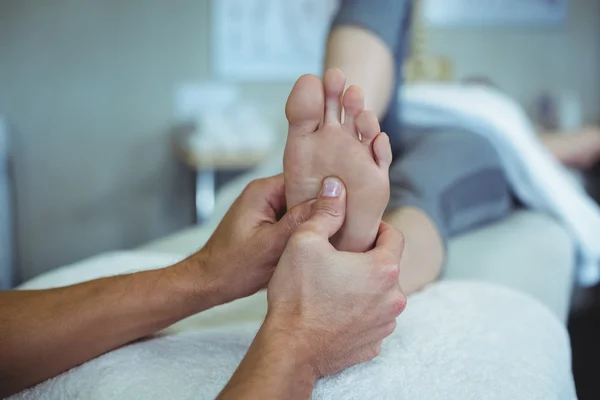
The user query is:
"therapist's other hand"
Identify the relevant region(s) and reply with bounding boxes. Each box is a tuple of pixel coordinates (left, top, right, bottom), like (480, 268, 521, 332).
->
(266, 177, 406, 378)
(182, 174, 313, 305)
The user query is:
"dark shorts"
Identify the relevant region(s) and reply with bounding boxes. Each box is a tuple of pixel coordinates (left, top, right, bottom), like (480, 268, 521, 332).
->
(331, 1, 513, 244)
(386, 127, 513, 245)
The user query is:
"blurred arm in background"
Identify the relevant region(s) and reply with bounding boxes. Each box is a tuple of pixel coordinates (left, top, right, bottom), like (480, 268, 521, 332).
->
(540, 125, 600, 170)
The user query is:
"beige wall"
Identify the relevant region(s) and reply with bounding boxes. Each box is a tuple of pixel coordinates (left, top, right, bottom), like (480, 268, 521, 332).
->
(0, 0, 292, 281)
(0, 0, 598, 281)
(428, 0, 600, 122)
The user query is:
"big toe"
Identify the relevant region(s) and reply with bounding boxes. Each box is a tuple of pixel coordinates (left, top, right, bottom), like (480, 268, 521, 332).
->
(285, 74, 324, 134)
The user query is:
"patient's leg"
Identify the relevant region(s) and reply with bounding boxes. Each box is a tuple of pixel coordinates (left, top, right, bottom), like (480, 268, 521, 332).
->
(384, 128, 513, 295)
(383, 207, 445, 295)
(284, 68, 392, 252)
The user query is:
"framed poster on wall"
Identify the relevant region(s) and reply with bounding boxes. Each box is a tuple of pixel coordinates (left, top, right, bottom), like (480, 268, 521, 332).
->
(211, 0, 339, 81)
(424, 0, 568, 27)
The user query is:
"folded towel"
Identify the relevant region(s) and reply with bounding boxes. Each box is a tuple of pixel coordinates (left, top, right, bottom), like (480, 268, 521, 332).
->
(402, 84, 600, 285)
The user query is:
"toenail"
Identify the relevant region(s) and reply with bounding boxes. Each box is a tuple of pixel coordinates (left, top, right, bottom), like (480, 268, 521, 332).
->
(321, 177, 342, 197)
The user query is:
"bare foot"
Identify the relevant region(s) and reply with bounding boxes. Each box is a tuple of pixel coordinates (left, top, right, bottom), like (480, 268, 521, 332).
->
(284, 68, 392, 252)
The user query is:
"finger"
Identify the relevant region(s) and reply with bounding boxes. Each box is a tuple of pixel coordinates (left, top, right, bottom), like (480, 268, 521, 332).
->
(241, 174, 283, 205)
(348, 321, 396, 358)
(349, 341, 384, 366)
(297, 177, 347, 239)
(382, 286, 406, 319)
(369, 222, 405, 261)
(240, 174, 288, 222)
(270, 200, 314, 240)
(370, 320, 398, 341)
(261, 174, 287, 216)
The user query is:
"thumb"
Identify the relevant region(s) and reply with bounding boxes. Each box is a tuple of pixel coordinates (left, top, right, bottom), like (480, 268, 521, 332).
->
(298, 177, 347, 239)
(272, 200, 314, 239)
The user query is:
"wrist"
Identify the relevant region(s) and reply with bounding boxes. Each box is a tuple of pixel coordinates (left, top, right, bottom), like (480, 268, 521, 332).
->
(260, 311, 319, 383)
(166, 249, 225, 313)
(218, 312, 317, 399)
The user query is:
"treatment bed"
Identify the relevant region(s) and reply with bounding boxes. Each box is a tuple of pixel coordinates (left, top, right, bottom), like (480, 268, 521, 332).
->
(13, 142, 577, 399)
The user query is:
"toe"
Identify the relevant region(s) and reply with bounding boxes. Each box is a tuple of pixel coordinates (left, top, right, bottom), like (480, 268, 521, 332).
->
(285, 74, 324, 134)
(342, 85, 365, 137)
(355, 110, 381, 145)
(323, 68, 346, 124)
(373, 132, 393, 168)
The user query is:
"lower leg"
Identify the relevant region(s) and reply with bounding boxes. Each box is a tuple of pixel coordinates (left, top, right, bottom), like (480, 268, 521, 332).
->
(384, 129, 513, 295)
(384, 207, 444, 295)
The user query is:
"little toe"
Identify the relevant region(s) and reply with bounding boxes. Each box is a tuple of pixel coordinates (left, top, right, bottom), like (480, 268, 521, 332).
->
(323, 68, 346, 125)
(373, 132, 393, 168)
(285, 74, 324, 134)
(342, 85, 365, 137)
(355, 110, 381, 145)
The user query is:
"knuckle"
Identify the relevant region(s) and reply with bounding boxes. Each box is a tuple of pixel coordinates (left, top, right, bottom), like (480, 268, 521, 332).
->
(240, 181, 259, 201)
(358, 342, 383, 364)
(311, 201, 343, 219)
(359, 348, 377, 364)
(376, 261, 400, 284)
(379, 318, 397, 340)
(391, 290, 407, 316)
(383, 320, 397, 338)
(289, 228, 319, 248)
(284, 207, 310, 233)
(386, 262, 401, 282)
(244, 178, 265, 194)
(372, 342, 383, 358)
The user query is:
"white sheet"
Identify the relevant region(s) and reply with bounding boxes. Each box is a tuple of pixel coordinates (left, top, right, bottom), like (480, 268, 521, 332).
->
(402, 84, 600, 286)
(12, 252, 576, 400)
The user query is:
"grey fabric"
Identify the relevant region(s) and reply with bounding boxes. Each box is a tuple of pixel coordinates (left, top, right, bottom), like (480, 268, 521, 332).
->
(387, 127, 513, 244)
(331, 0, 413, 153)
(331, 0, 411, 53)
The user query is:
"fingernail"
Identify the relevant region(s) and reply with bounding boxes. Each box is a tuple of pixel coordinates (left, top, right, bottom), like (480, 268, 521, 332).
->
(321, 177, 342, 197)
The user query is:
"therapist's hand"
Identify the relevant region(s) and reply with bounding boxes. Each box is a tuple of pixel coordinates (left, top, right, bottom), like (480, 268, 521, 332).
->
(266, 176, 406, 377)
(219, 177, 406, 400)
(181, 174, 313, 306)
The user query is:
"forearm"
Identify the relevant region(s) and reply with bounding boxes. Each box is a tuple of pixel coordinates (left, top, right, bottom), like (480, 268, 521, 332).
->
(325, 26, 396, 119)
(0, 256, 218, 397)
(218, 315, 317, 400)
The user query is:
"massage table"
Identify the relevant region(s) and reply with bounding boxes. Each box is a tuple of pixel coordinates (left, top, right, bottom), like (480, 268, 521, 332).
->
(13, 142, 577, 399)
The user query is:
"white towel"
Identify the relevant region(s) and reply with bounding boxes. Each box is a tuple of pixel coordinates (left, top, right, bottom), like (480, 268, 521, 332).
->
(11, 251, 576, 400)
(401, 84, 600, 286)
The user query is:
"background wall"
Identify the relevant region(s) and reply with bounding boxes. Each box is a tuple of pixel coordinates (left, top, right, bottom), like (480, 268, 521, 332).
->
(0, 0, 598, 281)
(429, 0, 600, 123)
